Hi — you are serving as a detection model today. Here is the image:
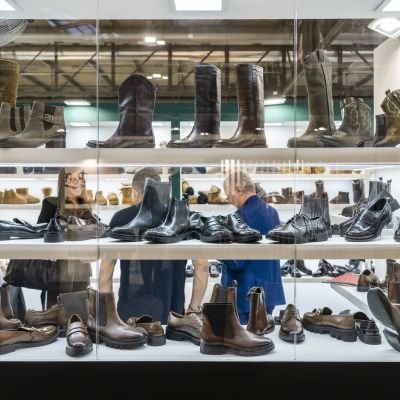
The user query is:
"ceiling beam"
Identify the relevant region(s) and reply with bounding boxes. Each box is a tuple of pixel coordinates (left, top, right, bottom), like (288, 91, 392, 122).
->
(43, 60, 86, 92)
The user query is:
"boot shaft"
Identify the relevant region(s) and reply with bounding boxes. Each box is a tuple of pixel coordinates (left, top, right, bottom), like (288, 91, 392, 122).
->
(352, 179, 365, 203)
(0, 60, 19, 107)
(247, 287, 268, 333)
(163, 198, 190, 227)
(210, 283, 237, 306)
(193, 64, 221, 135)
(301, 194, 331, 230)
(202, 302, 238, 339)
(235, 64, 265, 133)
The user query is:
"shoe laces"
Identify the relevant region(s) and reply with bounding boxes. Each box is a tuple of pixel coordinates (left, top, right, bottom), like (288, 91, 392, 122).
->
(283, 305, 301, 322)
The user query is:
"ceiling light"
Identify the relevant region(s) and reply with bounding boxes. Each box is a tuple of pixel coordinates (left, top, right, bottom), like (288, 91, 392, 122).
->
(144, 36, 157, 43)
(157, 40, 166, 46)
(64, 100, 91, 106)
(174, 0, 223, 11)
(265, 122, 283, 126)
(264, 97, 286, 106)
(70, 122, 90, 127)
(0, 0, 15, 11)
(368, 18, 400, 38)
(162, 76, 168, 80)
(152, 73, 162, 79)
(380, 0, 400, 12)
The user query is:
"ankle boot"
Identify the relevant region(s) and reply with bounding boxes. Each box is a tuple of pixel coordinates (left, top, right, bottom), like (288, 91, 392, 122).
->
(86, 287, 146, 348)
(318, 97, 373, 147)
(0, 101, 66, 148)
(86, 189, 94, 205)
(16, 188, 40, 204)
(210, 282, 238, 315)
(300, 194, 331, 236)
(330, 191, 350, 204)
(41, 187, 52, 199)
(375, 89, 400, 147)
(145, 197, 192, 243)
(215, 64, 266, 148)
(168, 64, 221, 148)
(110, 178, 170, 241)
(288, 50, 336, 147)
(95, 191, 107, 206)
(120, 186, 133, 205)
(200, 303, 274, 356)
(0, 192, 3, 204)
(87, 74, 155, 148)
(246, 287, 275, 335)
(282, 187, 296, 203)
(107, 192, 119, 205)
(3, 189, 27, 204)
(0, 284, 22, 329)
(352, 179, 365, 203)
(310, 180, 325, 199)
(0, 60, 19, 107)
(373, 114, 387, 146)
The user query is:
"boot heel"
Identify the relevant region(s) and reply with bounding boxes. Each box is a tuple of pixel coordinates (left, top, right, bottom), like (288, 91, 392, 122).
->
(46, 135, 66, 148)
(200, 343, 226, 355)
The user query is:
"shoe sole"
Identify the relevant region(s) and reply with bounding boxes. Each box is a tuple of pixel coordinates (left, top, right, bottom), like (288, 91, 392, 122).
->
(109, 232, 143, 242)
(0, 333, 58, 355)
(44, 232, 65, 243)
(66, 343, 93, 357)
(267, 231, 329, 244)
(303, 320, 357, 342)
(0, 231, 44, 241)
(356, 329, 381, 345)
(279, 330, 305, 343)
(233, 234, 262, 243)
(345, 214, 392, 242)
(200, 341, 274, 356)
(367, 289, 397, 331)
(195, 232, 234, 243)
(88, 332, 146, 349)
(147, 335, 167, 346)
(383, 329, 400, 351)
(86, 141, 155, 149)
(165, 327, 200, 346)
(144, 231, 193, 244)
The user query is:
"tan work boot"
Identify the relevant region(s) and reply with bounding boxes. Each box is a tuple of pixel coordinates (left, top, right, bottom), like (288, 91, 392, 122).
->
(3, 189, 27, 204)
(95, 191, 107, 206)
(120, 186, 133, 205)
(107, 192, 119, 205)
(16, 188, 40, 204)
(41, 187, 52, 198)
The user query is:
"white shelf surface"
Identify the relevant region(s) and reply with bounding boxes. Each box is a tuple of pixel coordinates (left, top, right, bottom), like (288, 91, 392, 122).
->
(0, 236, 398, 260)
(1, 148, 400, 166)
(183, 173, 367, 181)
(330, 283, 370, 315)
(0, 325, 398, 362)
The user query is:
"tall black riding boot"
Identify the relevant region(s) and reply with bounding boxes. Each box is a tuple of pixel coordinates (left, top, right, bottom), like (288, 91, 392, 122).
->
(87, 74, 156, 148)
(318, 97, 373, 147)
(110, 178, 170, 241)
(215, 64, 266, 148)
(287, 50, 336, 148)
(167, 64, 220, 148)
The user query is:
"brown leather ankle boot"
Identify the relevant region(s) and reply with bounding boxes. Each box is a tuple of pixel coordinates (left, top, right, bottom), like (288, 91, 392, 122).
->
(200, 303, 274, 356)
(86, 287, 146, 349)
(0, 284, 21, 329)
(246, 287, 275, 335)
(210, 282, 238, 316)
(16, 188, 40, 204)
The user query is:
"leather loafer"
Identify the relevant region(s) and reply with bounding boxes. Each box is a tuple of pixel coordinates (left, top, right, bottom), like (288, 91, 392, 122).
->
(66, 314, 93, 357)
(127, 315, 166, 346)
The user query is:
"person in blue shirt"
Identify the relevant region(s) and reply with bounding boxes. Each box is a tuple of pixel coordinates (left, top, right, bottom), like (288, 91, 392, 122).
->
(221, 170, 285, 324)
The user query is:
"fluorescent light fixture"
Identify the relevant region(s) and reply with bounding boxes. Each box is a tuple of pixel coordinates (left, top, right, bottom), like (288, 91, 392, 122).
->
(174, 0, 222, 11)
(144, 36, 156, 43)
(368, 18, 400, 38)
(264, 97, 286, 106)
(380, 0, 400, 11)
(146, 75, 153, 80)
(152, 73, 162, 79)
(70, 122, 90, 127)
(162, 76, 168, 80)
(157, 40, 166, 46)
(265, 122, 283, 126)
(0, 0, 15, 11)
(64, 100, 91, 106)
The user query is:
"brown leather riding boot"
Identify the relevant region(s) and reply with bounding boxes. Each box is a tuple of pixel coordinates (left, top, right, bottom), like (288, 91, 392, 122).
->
(0, 60, 19, 107)
(0, 284, 21, 330)
(86, 287, 146, 349)
(246, 287, 275, 335)
(200, 303, 274, 356)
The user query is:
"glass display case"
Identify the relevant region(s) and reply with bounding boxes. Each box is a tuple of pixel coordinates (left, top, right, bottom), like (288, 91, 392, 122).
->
(0, 0, 399, 365)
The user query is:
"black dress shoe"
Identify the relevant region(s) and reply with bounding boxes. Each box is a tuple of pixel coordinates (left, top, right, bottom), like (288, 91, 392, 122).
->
(190, 214, 233, 243)
(345, 196, 392, 241)
(44, 218, 65, 243)
(267, 214, 329, 244)
(280, 260, 293, 276)
(313, 259, 338, 277)
(346, 259, 364, 273)
(0, 220, 45, 241)
(144, 198, 192, 244)
(294, 260, 312, 276)
(221, 213, 262, 243)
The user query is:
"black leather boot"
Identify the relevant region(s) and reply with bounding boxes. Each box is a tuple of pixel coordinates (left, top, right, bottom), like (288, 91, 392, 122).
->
(110, 178, 170, 241)
(375, 89, 400, 147)
(301, 194, 331, 236)
(372, 114, 387, 146)
(167, 64, 220, 148)
(215, 64, 266, 148)
(144, 198, 192, 243)
(87, 74, 156, 148)
(317, 97, 373, 147)
(287, 50, 336, 148)
(0, 101, 66, 148)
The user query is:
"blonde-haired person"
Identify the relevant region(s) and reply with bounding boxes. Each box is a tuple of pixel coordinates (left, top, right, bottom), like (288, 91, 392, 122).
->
(98, 167, 208, 324)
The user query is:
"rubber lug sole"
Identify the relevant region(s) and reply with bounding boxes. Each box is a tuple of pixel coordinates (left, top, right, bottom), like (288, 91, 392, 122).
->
(88, 331, 146, 349)
(147, 335, 167, 346)
(200, 341, 274, 356)
(66, 343, 93, 357)
(165, 327, 200, 346)
(303, 320, 357, 342)
(0, 333, 58, 355)
(279, 330, 305, 343)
